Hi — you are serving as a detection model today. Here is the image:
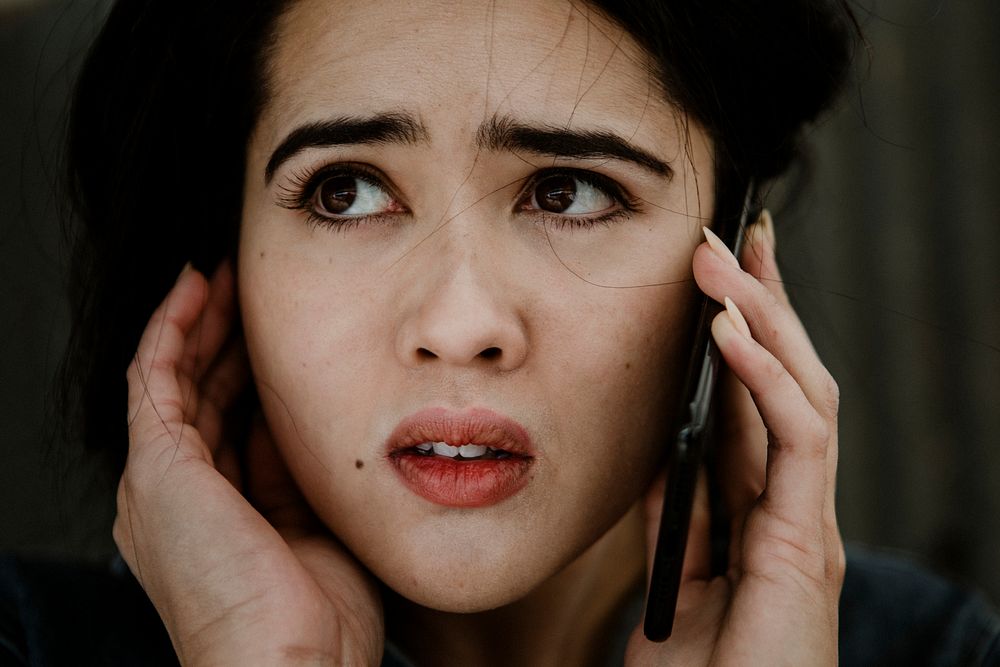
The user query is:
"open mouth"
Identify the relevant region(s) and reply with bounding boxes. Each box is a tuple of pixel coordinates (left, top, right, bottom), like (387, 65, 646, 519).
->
(385, 408, 535, 507)
(404, 442, 515, 460)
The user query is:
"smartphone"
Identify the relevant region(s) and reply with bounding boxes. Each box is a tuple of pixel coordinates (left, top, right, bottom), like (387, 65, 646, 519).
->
(642, 182, 759, 642)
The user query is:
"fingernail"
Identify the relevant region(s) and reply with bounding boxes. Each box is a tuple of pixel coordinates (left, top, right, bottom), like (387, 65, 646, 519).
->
(176, 261, 193, 284)
(724, 296, 752, 339)
(702, 226, 740, 269)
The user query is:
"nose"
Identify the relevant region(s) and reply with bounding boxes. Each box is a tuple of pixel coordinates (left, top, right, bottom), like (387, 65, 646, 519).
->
(395, 242, 529, 372)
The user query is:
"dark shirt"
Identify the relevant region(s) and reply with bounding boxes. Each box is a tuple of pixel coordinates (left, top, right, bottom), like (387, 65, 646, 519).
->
(1, 546, 997, 666)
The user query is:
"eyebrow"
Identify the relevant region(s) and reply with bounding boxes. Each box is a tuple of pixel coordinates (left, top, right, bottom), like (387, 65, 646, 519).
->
(476, 114, 673, 179)
(265, 110, 672, 183)
(264, 112, 428, 183)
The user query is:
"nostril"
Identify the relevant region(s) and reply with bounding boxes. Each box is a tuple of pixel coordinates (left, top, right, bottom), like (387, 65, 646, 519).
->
(479, 347, 502, 360)
(416, 347, 438, 360)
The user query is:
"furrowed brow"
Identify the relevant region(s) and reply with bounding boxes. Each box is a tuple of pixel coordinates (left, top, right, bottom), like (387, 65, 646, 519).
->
(265, 112, 428, 183)
(476, 114, 672, 178)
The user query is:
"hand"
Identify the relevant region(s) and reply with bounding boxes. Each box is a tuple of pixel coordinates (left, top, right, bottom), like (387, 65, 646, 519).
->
(626, 213, 844, 666)
(114, 261, 383, 665)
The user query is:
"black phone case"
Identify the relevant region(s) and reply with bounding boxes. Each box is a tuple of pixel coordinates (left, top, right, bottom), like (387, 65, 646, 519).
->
(642, 183, 758, 641)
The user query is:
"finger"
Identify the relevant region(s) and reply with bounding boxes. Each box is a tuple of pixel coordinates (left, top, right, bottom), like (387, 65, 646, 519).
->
(742, 214, 842, 528)
(182, 258, 238, 385)
(194, 335, 253, 455)
(198, 336, 253, 488)
(710, 308, 830, 526)
(738, 211, 787, 306)
(126, 265, 210, 457)
(696, 222, 837, 422)
(714, 365, 767, 522)
(709, 218, 786, 559)
(711, 214, 779, 520)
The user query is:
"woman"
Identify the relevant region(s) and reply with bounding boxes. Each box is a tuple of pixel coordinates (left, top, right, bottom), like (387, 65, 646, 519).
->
(2, 0, 996, 665)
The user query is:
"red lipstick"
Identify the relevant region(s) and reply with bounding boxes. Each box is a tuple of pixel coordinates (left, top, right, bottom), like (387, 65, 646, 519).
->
(385, 407, 535, 508)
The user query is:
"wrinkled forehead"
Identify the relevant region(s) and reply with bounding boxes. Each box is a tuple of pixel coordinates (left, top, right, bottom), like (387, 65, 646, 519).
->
(255, 0, 681, 154)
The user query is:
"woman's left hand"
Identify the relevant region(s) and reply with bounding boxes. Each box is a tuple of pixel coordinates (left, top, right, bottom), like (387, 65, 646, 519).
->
(114, 262, 383, 665)
(626, 211, 844, 665)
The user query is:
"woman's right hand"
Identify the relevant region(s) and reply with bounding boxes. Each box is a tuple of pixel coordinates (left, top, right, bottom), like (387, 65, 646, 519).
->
(626, 214, 844, 666)
(115, 262, 383, 665)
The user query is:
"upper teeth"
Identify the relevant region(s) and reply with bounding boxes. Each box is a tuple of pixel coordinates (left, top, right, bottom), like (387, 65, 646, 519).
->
(458, 444, 487, 457)
(414, 442, 491, 458)
(434, 442, 459, 457)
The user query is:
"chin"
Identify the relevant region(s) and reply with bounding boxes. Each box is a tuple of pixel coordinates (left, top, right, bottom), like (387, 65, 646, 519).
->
(380, 562, 547, 613)
(361, 501, 635, 614)
(353, 515, 576, 613)
(363, 532, 553, 612)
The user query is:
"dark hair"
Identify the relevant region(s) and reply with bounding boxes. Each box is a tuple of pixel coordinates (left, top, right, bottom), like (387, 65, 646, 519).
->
(61, 0, 857, 479)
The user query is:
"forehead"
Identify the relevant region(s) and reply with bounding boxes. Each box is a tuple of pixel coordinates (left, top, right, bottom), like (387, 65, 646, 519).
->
(259, 0, 675, 147)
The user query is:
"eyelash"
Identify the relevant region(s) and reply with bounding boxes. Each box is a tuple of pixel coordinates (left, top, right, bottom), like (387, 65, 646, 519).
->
(516, 167, 642, 230)
(276, 162, 398, 231)
(275, 163, 643, 231)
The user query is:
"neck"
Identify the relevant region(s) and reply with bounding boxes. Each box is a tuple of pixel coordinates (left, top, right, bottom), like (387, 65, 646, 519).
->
(384, 503, 646, 667)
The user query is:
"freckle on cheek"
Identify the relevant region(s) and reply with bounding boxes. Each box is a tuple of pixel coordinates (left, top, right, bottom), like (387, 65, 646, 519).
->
(625, 362, 632, 370)
(259, 250, 265, 259)
(355, 459, 364, 469)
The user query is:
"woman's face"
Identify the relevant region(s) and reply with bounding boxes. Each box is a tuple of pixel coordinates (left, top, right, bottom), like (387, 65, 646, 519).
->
(239, 0, 713, 611)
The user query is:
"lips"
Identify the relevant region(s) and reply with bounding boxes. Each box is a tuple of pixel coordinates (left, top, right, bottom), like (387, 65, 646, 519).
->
(385, 407, 535, 507)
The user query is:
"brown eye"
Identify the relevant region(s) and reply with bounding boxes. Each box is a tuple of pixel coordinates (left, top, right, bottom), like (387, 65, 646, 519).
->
(528, 172, 617, 217)
(315, 175, 358, 215)
(534, 174, 578, 213)
(307, 171, 394, 218)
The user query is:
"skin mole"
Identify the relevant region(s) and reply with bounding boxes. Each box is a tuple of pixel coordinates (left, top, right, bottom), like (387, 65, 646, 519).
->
(355, 459, 364, 469)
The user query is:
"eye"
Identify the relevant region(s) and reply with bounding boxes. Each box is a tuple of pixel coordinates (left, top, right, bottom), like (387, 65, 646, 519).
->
(311, 172, 394, 218)
(523, 170, 625, 218)
(276, 163, 406, 228)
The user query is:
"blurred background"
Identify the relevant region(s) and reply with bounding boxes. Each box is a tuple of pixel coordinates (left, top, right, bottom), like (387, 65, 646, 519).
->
(2, 0, 998, 603)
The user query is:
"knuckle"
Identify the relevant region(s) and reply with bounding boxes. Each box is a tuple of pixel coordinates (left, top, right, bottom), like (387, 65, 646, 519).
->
(825, 535, 847, 589)
(819, 371, 840, 416)
(803, 412, 831, 454)
(126, 357, 142, 385)
(148, 354, 178, 374)
(753, 277, 782, 310)
(772, 410, 829, 458)
(112, 484, 132, 551)
(759, 352, 789, 386)
(111, 514, 127, 550)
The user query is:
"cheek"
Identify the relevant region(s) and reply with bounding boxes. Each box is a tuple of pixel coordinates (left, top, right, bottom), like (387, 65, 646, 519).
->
(534, 285, 698, 495)
(243, 272, 359, 384)
(238, 245, 388, 466)
(553, 286, 694, 410)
